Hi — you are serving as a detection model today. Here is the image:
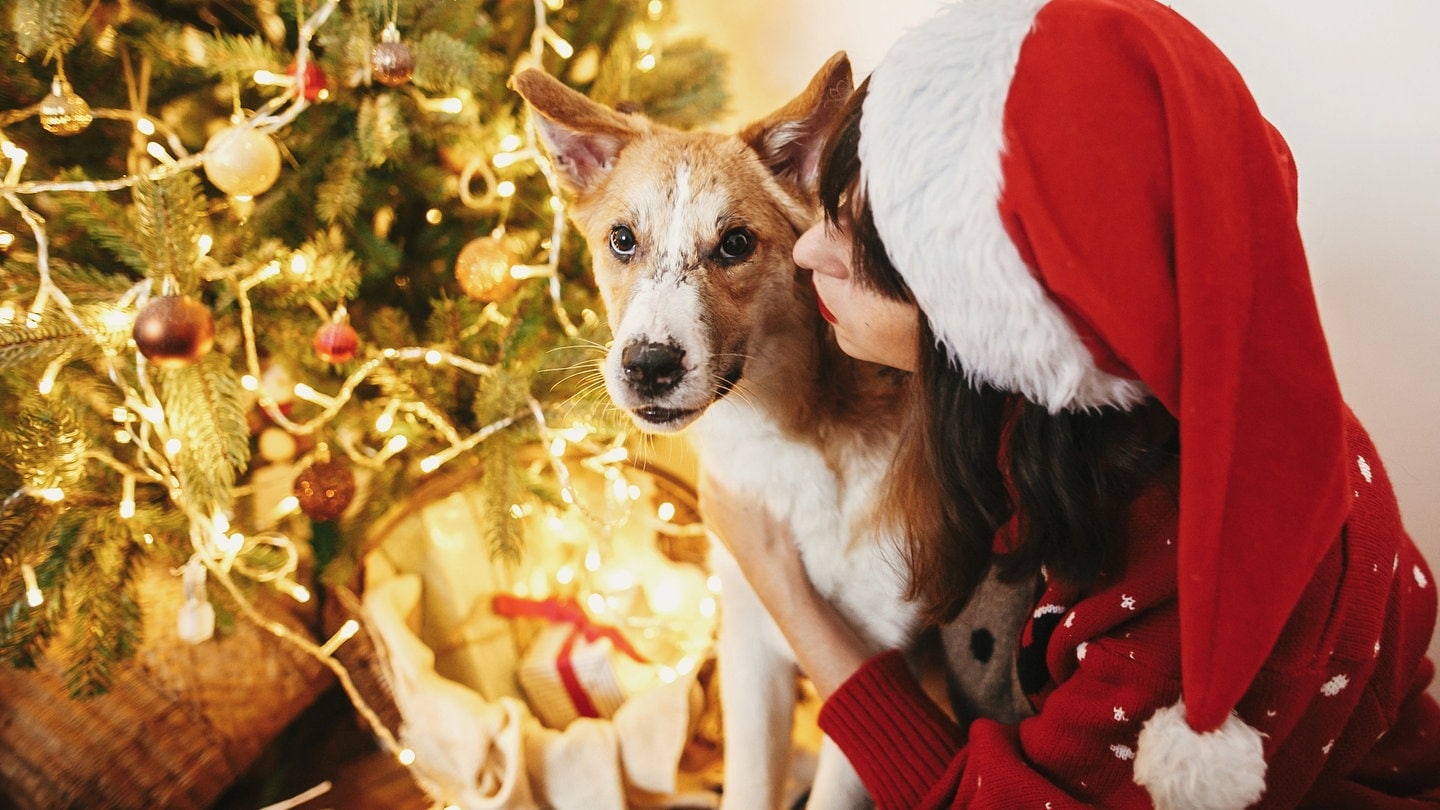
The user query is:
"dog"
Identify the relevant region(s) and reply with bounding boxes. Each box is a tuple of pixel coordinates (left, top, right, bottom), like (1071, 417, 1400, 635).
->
(515, 55, 1031, 809)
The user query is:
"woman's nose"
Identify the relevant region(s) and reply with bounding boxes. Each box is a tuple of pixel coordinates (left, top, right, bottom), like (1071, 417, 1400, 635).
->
(794, 222, 848, 279)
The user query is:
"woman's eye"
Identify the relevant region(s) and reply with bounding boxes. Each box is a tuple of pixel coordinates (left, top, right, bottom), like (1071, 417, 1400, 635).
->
(609, 225, 637, 259)
(717, 227, 755, 263)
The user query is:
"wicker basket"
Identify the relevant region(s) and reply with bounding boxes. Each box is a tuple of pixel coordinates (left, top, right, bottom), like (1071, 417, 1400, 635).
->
(0, 563, 332, 810)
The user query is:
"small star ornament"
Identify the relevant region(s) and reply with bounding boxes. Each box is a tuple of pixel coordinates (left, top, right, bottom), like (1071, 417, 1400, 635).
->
(39, 77, 93, 136)
(132, 294, 216, 368)
(371, 23, 416, 87)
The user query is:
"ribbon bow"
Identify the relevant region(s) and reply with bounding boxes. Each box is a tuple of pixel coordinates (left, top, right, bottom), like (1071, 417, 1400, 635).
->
(493, 594, 651, 722)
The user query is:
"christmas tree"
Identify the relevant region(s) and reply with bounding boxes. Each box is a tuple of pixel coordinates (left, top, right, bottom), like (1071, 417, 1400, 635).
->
(0, 0, 725, 802)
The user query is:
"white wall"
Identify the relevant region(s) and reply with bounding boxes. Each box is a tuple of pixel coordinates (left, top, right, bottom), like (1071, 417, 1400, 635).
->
(674, 0, 1440, 697)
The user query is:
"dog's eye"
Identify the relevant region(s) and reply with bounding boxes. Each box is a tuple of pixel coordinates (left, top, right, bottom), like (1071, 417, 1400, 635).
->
(609, 225, 637, 260)
(716, 227, 755, 263)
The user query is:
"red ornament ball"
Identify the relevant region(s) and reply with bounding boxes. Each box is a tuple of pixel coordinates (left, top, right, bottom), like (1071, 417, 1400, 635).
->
(133, 294, 216, 368)
(286, 59, 329, 102)
(292, 458, 356, 521)
(313, 320, 359, 364)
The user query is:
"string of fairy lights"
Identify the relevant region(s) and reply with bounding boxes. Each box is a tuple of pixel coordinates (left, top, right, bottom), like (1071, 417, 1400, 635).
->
(0, 0, 701, 806)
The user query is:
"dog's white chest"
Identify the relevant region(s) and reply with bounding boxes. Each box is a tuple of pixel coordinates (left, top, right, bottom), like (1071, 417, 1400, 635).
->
(690, 402, 917, 649)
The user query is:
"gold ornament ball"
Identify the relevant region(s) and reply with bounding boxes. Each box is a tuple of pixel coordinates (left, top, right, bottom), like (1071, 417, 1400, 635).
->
(455, 235, 520, 301)
(258, 427, 298, 462)
(293, 458, 356, 521)
(39, 78, 93, 136)
(371, 24, 416, 87)
(132, 294, 216, 368)
(203, 124, 282, 197)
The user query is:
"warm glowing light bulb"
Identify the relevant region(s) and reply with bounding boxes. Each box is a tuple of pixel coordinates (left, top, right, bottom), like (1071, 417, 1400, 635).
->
(496, 180, 516, 198)
(499, 133, 523, 151)
(419, 455, 441, 473)
(136, 117, 156, 135)
(397, 749, 416, 766)
(657, 501, 676, 521)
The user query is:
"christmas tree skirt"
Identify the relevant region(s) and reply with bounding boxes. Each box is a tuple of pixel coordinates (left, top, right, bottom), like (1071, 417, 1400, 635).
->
(0, 565, 331, 809)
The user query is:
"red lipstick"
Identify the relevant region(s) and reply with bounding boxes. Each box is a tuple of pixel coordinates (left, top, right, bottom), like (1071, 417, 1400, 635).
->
(814, 281, 837, 324)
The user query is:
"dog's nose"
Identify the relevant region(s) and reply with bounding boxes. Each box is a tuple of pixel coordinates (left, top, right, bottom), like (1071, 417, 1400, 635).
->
(621, 341, 686, 395)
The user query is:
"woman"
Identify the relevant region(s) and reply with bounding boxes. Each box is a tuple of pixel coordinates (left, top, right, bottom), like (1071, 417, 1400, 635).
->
(700, 0, 1440, 807)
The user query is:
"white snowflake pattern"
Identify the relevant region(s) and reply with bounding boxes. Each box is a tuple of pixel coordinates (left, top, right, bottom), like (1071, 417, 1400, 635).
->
(1394, 555, 1400, 573)
(1113, 706, 1129, 722)
(1034, 603, 1067, 619)
(1077, 642, 1089, 662)
(1110, 744, 1136, 761)
(1120, 594, 1137, 611)
(1064, 612, 1076, 628)
(1265, 709, 1278, 718)
(1375, 639, 1382, 657)
(1321, 674, 1350, 697)
(1322, 739, 1335, 756)
(1357, 455, 1373, 483)
(1416, 566, 1430, 589)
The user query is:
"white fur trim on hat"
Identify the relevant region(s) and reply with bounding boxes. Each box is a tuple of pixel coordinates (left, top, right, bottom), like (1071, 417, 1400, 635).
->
(859, 0, 1147, 412)
(1134, 700, 1267, 810)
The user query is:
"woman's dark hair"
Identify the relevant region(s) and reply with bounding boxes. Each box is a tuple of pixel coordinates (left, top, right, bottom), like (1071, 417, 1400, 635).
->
(818, 79, 1179, 624)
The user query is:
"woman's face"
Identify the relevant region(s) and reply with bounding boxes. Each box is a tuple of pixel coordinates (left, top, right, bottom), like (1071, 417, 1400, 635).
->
(794, 219, 920, 372)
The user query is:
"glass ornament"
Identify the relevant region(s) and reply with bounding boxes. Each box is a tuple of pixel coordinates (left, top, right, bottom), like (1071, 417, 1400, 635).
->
(202, 123, 283, 197)
(39, 77, 93, 136)
(132, 294, 216, 368)
(371, 23, 416, 87)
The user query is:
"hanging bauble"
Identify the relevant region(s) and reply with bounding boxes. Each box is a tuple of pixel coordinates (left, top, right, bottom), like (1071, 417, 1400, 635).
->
(455, 233, 521, 302)
(293, 457, 356, 521)
(202, 123, 282, 197)
(286, 58, 329, 102)
(257, 427, 298, 463)
(370, 23, 416, 87)
(312, 319, 359, 364)
(132, 294, 216, 368)
(39, 77, 93, 136)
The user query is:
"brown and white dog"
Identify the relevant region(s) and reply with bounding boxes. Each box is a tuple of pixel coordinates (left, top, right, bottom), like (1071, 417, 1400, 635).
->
(515, 56, 930, 809)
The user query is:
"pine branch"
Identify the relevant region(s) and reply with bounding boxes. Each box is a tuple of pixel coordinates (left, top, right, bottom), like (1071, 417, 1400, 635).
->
(0, 500, 61, 597)
(356, 93, 413, 167)
(476, 430, 524, 564)
(61, 512, 144, 697)
(132, 173, 206, 292)
(411, 31, 504, 96)
(157, 352, 251, 517)
(50, 174, 153, 277)
(0, 393, 88, 491)
(316, 146, 366, 227)
(11, 0, 85, 57)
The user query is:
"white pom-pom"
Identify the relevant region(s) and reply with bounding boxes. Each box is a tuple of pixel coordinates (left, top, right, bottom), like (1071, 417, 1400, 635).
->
(1134, 701, 1267, 810)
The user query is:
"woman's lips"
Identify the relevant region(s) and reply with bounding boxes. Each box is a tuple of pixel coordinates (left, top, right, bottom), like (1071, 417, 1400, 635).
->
(815, 284, 837, 324)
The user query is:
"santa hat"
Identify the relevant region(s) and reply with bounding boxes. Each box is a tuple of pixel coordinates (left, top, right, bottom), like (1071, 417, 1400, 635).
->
(860, 1, 1350, 807)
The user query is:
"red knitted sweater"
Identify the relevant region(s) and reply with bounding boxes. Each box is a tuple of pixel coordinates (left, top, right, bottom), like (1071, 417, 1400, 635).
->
(819, 412, 1440, 808)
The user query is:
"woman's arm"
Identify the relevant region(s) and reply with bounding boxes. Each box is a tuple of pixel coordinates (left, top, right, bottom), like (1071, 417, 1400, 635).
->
(697, 472, 876, 698)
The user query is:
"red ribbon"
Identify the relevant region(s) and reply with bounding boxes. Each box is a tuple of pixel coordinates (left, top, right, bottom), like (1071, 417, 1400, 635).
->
(493, 594, 649, 720)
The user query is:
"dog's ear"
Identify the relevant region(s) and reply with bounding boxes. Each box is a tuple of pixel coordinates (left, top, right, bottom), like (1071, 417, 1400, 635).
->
(512, 69, 642, 194)
(739, 51, 853, 198)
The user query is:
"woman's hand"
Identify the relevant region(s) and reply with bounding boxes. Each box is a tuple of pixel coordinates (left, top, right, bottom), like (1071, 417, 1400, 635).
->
(697, 470, 805, 587)
(697, 471, 878, 698)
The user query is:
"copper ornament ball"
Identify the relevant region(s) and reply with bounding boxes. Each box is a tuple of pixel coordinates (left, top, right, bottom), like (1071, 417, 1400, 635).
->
(371, 25, 416, 87)
(293, 459, 356, 521)
(312, 320, 360, 364)
(132, 294, 216, 368)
